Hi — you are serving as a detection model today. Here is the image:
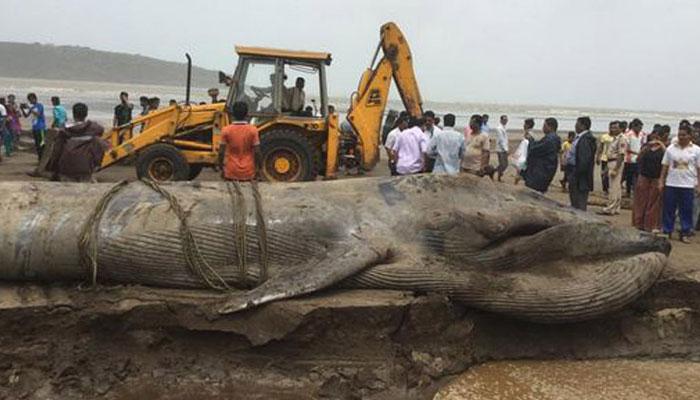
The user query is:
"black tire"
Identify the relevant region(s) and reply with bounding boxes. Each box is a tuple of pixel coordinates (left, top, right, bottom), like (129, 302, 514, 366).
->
(188, 164, 204, 180)
(136, 143, 191, 182)
(260, 128, 319, 182)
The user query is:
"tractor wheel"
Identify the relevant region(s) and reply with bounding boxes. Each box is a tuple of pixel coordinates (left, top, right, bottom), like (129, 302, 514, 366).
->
(188, 164, 204, 180)
(136, 143, 191, 182)
(260, 129, 319, 182)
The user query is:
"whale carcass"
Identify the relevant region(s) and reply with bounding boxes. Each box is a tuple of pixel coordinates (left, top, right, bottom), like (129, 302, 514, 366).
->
(0, 174, 669, 323)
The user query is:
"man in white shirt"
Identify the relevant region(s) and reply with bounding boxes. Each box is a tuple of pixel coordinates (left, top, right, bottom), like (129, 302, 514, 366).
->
(427, 113, 464, 175)
(284, 78, 306, 114)
(659, 125, 700, 243)
(0, 97, 8, 160)
(495, 115, 509, 182)
(511, 118, 534, 185)
(392, 117, 428, 175)
(0, 101, 7, 122)
(481, 114, 491, 135)
(384, 116, 408, 176)
(693, 121, 700, 231)
(623, 119, 644, 197)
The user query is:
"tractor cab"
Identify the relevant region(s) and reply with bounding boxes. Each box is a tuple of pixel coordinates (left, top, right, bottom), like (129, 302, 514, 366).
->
(227, 47, 332, 120)
(221, 47, 337, 182)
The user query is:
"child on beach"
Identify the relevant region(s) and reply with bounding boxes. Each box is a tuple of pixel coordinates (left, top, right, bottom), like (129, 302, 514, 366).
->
(6, 95, 22, 145)
(511, 118, 534, 185)
(559, 131, 576, 191)
(51, 97, 67, 129)
(0, 97, 10, 159)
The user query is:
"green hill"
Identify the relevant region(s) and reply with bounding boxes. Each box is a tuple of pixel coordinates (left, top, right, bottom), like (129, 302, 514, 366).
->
(0, 42, 219, 87)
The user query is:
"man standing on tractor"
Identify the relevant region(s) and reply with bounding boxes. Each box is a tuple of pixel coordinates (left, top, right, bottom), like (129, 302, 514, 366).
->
(113, 92, 133, 127)
(219, 101, 262, 181)
(207, 88, 221, 103)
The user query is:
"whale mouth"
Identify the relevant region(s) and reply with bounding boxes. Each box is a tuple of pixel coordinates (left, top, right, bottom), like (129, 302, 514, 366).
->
(450, 222, 670, 271)
(421, 206, 671, 261)
(403, 220, 672, 323)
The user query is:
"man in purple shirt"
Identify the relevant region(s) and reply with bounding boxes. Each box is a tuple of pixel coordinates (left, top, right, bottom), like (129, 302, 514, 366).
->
(392, 117, 428, 175)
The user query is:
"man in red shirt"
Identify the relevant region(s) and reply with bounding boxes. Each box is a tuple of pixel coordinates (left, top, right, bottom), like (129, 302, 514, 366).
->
(219, 101, 262, 181)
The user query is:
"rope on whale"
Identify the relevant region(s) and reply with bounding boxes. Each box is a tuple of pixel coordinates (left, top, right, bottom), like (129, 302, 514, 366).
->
(140, 179, 231, 290)
(145, 179, 271, 289)
(79, 179, 270, 291)
(227, 181, 248, 283)
(251, 180, 270, 285)
(78, 180, 130, 287)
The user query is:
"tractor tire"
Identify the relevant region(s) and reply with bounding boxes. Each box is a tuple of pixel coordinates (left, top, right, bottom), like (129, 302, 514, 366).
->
(188, 164, 204, 180)
(260, 129, 319, 182)
(136, 143, 191, 182)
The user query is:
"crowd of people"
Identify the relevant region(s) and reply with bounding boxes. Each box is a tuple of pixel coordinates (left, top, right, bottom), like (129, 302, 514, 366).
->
(2, 89, 699, 242)
(593, 119, 700, 244)
(0, 89, 218, 179)
(0, 92, 110, 182)
(113, 91, 166, 127)
(0, 90, 173, 182)
(383, 111, 700, 244)
(0, 93, 46, 160)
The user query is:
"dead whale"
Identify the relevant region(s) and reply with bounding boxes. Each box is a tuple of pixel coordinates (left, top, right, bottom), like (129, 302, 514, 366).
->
(0, 174, 669, 323)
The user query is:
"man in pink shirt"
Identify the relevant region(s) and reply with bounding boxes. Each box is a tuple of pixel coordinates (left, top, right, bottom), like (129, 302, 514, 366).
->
(392, 117, 428, 175)
(463, 124, 473, 144)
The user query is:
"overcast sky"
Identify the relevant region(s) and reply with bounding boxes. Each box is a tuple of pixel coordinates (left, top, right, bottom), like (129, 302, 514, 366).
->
(5, 0, 699, 112)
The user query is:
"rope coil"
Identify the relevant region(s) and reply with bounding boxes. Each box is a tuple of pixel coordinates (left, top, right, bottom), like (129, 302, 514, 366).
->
(227, 181, 248, 282)
(79, 179, 270, 291)
(78, 180, 130, 286)
(251, 180, 270, 285)
(140, 179, 231, 291)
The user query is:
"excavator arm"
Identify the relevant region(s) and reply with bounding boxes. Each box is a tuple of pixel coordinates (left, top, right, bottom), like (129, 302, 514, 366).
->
(346, 22, 424, 171)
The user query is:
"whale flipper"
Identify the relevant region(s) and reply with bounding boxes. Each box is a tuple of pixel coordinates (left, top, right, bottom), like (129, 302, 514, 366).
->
(218, 239, 390, 314)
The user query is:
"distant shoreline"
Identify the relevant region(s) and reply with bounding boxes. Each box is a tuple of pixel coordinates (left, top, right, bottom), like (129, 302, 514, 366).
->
(1, 75, 696, 119)
(0, 76, 695, 132)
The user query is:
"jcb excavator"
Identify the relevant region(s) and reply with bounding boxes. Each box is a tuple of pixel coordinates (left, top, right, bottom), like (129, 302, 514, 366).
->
(99, 22, 423, 182)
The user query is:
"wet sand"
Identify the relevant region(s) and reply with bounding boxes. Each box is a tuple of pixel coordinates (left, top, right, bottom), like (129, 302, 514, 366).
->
(435, 360, 700, 400)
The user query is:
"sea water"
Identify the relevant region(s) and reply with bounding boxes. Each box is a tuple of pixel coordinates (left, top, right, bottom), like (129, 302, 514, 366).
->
(1, 77, 695, 133)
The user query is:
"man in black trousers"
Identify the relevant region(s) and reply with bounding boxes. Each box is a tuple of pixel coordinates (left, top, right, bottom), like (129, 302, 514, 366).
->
(566, 116, 597, 210)
(524, 117, 562, 193)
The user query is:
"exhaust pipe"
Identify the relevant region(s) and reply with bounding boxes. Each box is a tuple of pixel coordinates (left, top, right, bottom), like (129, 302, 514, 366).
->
(185, 53, 192, 105)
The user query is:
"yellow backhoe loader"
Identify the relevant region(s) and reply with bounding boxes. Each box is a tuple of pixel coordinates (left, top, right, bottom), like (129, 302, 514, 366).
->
(99, 22, 424, 182)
